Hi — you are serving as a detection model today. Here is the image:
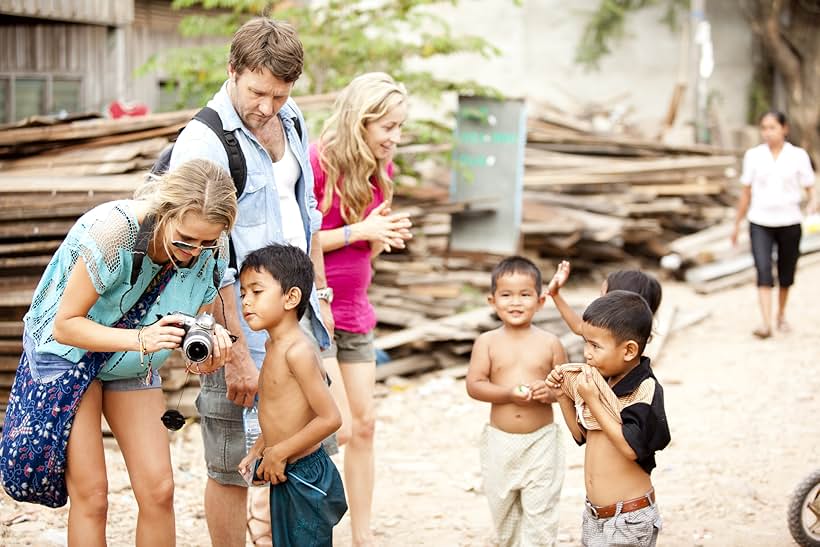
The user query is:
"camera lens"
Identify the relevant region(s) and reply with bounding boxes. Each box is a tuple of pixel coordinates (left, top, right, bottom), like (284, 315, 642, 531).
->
(186, 341, 209, 362)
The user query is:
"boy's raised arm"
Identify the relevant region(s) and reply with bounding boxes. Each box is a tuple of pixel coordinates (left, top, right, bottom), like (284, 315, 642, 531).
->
(466, 333, 528, 404)
(547, 261, 583, 335)
(550, 291, 584, 336)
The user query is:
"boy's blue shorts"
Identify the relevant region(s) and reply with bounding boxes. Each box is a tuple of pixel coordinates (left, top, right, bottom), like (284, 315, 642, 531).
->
(260, 446, 347, 546)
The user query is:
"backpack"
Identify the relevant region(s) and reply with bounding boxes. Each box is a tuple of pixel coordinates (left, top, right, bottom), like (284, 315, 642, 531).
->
(149, 106, 303, 273)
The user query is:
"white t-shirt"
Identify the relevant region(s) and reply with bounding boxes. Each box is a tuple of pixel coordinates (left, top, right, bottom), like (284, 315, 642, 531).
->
(273, 132, 307, 251)
(740, 142, 815, 227)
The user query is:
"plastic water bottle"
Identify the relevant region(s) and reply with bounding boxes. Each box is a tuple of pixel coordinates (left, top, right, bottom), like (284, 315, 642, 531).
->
(243, 401, 261, 454)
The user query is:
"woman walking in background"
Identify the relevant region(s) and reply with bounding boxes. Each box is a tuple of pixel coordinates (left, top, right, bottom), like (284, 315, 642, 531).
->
(731, 111, 816, 338)
(310, 72, 412, 546)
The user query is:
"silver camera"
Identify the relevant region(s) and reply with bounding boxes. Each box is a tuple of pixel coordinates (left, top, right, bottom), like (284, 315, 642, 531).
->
(172, 312, 216, 363)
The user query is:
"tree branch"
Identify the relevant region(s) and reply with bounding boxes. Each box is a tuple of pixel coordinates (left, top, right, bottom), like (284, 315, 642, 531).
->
(755, 0, 802, 88)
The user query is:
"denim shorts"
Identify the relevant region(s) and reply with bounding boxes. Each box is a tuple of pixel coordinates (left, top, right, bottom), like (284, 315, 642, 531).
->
(24, 332, 160, 392)
(101, 369, 161, 391)
(320, 328, 375, 363)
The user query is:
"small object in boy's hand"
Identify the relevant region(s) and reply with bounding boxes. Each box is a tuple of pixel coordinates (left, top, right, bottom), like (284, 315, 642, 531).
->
(515, 384, 531, 396)
(241, 458, 267, 487)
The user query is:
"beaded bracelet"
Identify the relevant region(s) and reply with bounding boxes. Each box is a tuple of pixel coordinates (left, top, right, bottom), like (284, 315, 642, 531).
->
(137, 327, 147, 368)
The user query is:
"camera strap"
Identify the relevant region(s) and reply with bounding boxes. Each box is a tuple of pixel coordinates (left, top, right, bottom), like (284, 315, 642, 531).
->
(130, 214, 156, 287)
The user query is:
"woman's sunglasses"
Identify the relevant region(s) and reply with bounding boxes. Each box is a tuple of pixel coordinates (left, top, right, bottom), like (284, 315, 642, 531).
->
(171, 240, 220, 253)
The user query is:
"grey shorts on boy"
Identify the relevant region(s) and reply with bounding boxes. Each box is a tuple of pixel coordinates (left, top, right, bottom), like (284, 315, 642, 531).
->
(581, 502, 662, 547)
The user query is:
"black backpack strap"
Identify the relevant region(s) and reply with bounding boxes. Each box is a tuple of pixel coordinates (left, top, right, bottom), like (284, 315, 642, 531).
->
(193, 107, 247, 198)
(193, 107, 247, 275)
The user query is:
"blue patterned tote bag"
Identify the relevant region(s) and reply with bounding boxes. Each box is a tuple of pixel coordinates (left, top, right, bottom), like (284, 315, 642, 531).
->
(0, 265, 174, 507)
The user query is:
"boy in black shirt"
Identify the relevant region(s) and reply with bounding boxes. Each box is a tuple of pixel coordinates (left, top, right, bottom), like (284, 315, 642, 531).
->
(545, 290, 670, 547)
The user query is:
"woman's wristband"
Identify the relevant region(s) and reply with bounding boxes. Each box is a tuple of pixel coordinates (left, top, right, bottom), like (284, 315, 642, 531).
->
(343, 225, 351, 246)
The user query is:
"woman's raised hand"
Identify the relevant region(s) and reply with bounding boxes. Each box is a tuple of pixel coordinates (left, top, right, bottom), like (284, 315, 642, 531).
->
(357, 202, 413, 250)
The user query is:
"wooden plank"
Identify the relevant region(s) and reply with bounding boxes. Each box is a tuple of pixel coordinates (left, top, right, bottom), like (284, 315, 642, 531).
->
(375, 354, 438, 381)
(0, 109, 197, 146)
(0, 174, 144, 193)
(0, 240, 62, 256)
(0, 340, 22, 355)
(3, 160, 140, 176)
(0, 220, 75, 238)
(374, 307, 493, 351)
(0, 138, 168, 170)
(0, 322, 23, 338)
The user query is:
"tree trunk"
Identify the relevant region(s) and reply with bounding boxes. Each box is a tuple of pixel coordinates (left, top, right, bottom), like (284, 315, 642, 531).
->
(746, 0, 820, 165)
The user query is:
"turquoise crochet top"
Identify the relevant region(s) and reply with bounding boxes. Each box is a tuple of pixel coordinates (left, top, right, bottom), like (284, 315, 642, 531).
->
(23, 200, 228, 380)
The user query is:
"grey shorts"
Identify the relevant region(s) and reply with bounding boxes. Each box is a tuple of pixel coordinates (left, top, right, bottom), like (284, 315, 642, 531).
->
(198, 309, 337, 487)
(320, 328, 375, 363)
(581, 497, 662, 547)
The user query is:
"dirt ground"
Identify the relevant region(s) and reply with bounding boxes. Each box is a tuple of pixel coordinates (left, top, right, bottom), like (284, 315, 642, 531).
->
(1, 261, 819, 546)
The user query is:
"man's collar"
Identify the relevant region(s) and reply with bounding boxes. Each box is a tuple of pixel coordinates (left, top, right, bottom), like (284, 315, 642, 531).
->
(611, 356, 653, 397)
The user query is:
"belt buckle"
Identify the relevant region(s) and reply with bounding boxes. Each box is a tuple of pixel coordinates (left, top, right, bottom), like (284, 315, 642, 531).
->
(585, 499, 599, 518)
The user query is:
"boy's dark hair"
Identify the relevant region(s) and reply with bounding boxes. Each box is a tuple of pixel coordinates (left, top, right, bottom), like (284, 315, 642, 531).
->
(240, 244, 314, 320)
(605, 270, 662, 315)
(582, 290, 653, 354)
(490, 255, 542, 294)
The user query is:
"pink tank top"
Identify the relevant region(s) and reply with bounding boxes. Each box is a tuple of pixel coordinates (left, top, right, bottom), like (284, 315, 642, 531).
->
(310, 144, 392, 333)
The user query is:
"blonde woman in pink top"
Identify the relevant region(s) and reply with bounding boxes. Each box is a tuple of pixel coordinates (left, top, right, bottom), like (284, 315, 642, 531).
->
(310, 72, 412, 546)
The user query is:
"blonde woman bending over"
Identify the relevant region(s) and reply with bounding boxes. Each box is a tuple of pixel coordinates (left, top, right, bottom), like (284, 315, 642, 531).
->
(1, 159, 237, 547)
(310, 72, 412, 546)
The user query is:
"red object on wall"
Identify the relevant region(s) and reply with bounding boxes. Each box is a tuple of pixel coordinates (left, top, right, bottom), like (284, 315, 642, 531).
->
(108, 100, 149, 119)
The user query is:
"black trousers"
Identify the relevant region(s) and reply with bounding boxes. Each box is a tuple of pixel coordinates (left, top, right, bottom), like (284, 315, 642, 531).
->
(749, 222, 802, 287)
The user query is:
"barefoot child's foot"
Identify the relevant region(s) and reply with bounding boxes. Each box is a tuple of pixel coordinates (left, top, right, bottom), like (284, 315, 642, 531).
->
(752, 327, 771, 339)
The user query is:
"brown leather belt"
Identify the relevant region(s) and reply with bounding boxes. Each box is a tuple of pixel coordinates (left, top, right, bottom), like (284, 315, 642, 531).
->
(585, 489, 655, 519)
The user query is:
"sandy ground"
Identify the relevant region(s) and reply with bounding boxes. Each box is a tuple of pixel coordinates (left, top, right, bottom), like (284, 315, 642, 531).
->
(2, 261, 819, 546)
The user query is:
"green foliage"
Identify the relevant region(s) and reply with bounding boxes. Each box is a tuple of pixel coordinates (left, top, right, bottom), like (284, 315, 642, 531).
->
(141, 0, 503, 108)
(575, 0, 689, 70)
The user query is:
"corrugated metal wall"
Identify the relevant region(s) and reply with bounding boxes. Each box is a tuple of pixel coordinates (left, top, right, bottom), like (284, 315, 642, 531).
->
(0, 0, 227, 121)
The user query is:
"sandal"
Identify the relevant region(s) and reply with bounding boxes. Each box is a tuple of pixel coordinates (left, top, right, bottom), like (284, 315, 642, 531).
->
(247, 486, 273, 547)
(752, 327, 771, 339)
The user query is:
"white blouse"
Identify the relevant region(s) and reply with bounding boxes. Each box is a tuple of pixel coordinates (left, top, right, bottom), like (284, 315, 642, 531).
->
(740, 142, 815, 227)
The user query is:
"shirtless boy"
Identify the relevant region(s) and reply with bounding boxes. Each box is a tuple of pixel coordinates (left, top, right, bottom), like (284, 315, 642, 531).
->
(547, 290, 670, 547)
(237, 244, 347, 546)
(466, 256, 568, 547)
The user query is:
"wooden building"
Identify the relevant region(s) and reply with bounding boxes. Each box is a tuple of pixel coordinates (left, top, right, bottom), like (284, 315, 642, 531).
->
(0, 0, 224, 124)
